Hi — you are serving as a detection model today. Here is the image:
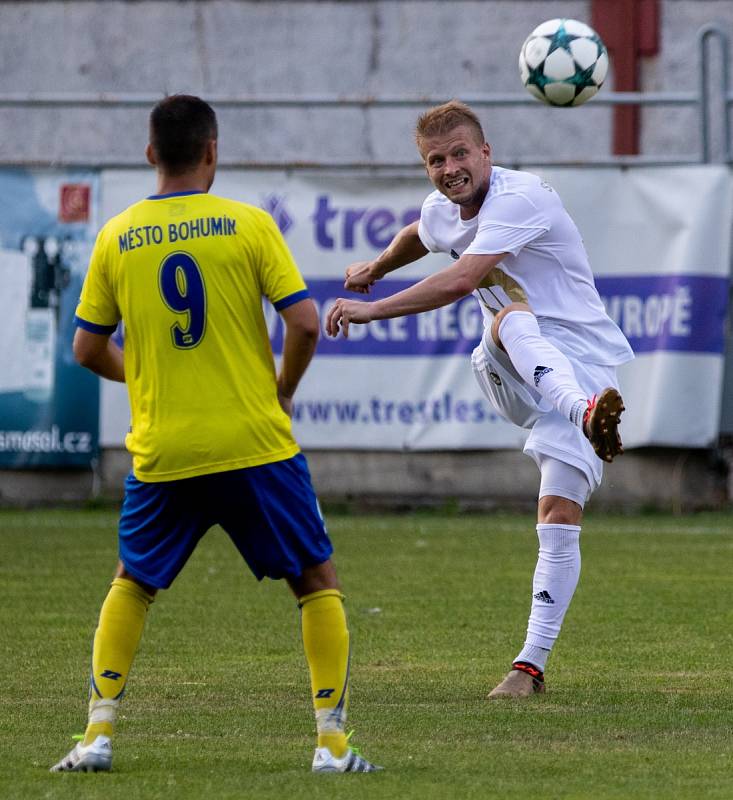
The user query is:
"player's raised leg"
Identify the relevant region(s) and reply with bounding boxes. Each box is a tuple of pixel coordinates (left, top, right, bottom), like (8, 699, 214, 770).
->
(493, 306, 625, 462)
(51, 566, 155, 771)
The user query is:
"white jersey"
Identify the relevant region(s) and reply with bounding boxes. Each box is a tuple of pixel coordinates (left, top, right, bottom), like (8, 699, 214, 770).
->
(417, 165, 633, 366)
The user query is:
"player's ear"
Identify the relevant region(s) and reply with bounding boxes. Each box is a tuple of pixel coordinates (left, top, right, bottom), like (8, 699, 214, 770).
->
(145, 143, 157, 167)
(483, 141, 491, 161)
(205, 139, 217, 166)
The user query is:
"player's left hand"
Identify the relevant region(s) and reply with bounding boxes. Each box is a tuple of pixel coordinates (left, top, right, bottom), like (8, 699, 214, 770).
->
(344, 260, 377, 294)
(326, 298, 374, 338)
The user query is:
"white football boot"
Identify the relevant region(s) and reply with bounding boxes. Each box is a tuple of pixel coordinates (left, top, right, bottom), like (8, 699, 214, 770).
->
(50, 735, 113, 772)
(312, 746, 382, 773)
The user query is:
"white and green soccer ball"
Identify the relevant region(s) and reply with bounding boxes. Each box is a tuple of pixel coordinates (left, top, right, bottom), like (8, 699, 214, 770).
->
(519, 18, 609, 107)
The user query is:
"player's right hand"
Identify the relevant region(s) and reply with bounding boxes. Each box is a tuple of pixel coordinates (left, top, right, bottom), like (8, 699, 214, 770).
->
(344, 261, 377, 294)
(277, 390, 293, 417)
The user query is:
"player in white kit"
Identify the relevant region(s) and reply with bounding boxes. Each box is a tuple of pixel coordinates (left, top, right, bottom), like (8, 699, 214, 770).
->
(326, 100, 634, 697)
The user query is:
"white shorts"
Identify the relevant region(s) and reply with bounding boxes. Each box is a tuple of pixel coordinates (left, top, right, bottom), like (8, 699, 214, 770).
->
(537, 453, 591, 508)
(471, 329, 620, 495)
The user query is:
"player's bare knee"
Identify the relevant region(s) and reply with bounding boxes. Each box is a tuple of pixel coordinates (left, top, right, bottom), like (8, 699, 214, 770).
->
(538, 495, 583, 526)
(491, 303, 534, 350)
(288, 559, 341, 598)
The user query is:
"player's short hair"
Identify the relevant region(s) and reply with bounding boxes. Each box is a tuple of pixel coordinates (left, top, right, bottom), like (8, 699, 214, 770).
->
(415, 100, 486, 156)
(149, 95, 218, 175)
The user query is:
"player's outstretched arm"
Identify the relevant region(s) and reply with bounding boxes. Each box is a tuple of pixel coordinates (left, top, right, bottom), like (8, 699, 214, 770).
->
(73, 328, 125, 382)
(277, 298, 320, 416)
(344, 221, 428, 293)
(328, 252, 506, 338)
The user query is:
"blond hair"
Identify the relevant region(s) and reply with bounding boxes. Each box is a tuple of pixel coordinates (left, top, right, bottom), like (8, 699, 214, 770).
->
(415, 100, 485, 155)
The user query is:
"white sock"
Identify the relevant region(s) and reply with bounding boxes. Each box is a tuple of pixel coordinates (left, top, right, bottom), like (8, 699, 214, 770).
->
(517, 524, 582, 664)
(514, 643, 550, 672)
(497, 311, 587, 425)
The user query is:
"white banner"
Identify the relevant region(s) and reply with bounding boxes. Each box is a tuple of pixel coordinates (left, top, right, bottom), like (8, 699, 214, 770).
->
(535, 166, 732, 449)
(99, 166, 732, 450)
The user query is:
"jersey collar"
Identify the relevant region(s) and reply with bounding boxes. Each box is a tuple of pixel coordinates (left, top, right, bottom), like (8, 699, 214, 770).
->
(147, 190, 206, 200)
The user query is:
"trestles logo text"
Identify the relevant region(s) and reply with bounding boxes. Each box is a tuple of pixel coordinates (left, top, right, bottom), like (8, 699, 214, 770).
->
(311, 196, 420, 250)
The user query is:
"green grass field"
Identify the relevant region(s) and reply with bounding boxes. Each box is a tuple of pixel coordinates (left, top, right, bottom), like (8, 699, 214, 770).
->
(2, 508, 733, 799)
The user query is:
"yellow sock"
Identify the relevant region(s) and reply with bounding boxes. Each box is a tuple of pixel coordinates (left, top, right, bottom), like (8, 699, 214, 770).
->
(300, 589, 350, 758)
(83, 577, 153, 746)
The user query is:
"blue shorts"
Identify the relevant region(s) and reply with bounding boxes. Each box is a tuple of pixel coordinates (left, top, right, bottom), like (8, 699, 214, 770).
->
(118, 453, 333, 590)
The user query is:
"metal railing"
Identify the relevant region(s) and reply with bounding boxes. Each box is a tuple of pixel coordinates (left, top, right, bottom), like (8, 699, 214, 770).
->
(699, 24, 731, 162)
(0, 24, 730, 168)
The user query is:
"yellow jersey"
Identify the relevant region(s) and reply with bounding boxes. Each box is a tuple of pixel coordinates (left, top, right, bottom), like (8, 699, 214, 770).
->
(76, 190, 307, 482)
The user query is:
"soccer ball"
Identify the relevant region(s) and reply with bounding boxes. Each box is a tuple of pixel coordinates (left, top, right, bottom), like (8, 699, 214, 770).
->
(518, 18, 609, 107)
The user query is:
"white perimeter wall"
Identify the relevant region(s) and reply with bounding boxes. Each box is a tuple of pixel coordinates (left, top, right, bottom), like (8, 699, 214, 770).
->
(0, 1, 731, 165)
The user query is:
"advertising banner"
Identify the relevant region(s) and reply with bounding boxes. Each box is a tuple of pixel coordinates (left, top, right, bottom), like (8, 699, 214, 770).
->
(537, 166, 732, 449)
(0, 170, 100, 467)
(99, 166, 731, 451)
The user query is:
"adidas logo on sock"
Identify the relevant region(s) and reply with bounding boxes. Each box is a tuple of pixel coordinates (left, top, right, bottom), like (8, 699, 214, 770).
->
(533, 590, 555, 604)
(533, 365, 553, 386)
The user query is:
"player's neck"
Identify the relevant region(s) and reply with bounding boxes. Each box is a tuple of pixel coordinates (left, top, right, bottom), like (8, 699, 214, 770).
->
(155, 169, 211, 196)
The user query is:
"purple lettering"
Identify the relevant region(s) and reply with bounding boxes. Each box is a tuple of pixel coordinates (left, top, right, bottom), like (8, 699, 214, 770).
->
(365, 208, 396, 249)
(401, 208, 421, 226)
(343, 208, 366, 249)
(314, 196, 338, 249)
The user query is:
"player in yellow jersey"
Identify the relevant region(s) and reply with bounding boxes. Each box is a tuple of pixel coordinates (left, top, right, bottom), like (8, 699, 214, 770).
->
(50, 95, 379, 775)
